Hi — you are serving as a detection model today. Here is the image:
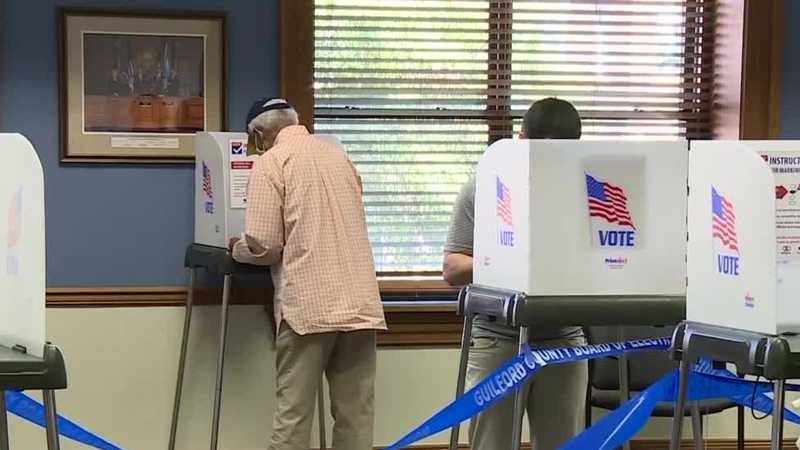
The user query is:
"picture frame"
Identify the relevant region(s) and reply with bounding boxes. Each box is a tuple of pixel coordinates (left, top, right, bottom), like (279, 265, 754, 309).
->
(59, 8, 227, 164)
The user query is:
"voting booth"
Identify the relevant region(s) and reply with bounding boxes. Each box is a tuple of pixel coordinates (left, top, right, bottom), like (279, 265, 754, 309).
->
(473, 139, 688, 296)
(0, 134, 45, 357)
(0, 134, 66, 450)
(194, 132, 250, 248)
(452, 139, 689, 450)
(172, 132, 331, 450)
(686, 141, 800, 335)
(669, 140, 800, 450)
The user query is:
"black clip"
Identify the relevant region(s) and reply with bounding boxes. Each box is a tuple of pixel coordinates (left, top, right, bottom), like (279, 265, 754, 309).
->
(12, 344, 27, 354)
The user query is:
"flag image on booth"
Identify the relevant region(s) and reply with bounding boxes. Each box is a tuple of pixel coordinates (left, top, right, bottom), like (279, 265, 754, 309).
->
(496, 176, 514, 247)
(711, 186, 740, 278)
(201, 161, 214, 215)
(586, 173, 636, 251)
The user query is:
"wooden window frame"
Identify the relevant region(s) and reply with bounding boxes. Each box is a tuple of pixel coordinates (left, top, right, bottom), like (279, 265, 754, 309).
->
(280, 0, 785, 345)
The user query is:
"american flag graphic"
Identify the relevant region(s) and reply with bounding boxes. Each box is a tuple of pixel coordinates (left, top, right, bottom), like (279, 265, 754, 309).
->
(202, 162, 213, 199)
(586, 174, 635, 229)
(711, 186, 738, 253)
(496, 176, 512, 226)
(7, 187, 21, 247)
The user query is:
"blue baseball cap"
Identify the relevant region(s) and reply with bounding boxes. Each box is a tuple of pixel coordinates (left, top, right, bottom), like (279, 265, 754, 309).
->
(245, 97, 293, 131)
(245, 98, 293, 154)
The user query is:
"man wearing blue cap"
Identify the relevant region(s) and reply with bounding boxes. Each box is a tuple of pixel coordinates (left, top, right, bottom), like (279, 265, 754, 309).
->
(444, 98, 587, 450)
(231, 98, 386, 450)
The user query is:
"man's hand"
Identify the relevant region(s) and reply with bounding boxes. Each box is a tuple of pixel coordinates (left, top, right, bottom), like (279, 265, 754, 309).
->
(228, 236, 241, 252)
(443, 252, 473, 286)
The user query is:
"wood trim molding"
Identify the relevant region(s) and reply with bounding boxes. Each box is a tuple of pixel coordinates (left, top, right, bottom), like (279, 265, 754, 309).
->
(715, 0, 785, 138)
(280, 0, 314, 131)
(379, 278, 458, 297)
(380, 303, 461, 347)
(45, 286, 462, 347)
(45, 280, 458, 308)
(368, 440, 795, 450)
(46, 287, 187, 308)
(632, 440, 793, 450)
(739, 0, 784, 139)
(766, 0, 785, 138)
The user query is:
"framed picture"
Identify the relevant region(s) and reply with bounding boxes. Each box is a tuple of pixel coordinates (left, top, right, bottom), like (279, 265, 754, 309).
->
(59, 9, 226, 163)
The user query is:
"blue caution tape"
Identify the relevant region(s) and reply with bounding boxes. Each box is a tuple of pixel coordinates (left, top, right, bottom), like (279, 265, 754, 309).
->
(384, 337, 671, 450)
(560, 364, 800, 450)
(5, 391, 123, 450)
(561, 370, 674, 450)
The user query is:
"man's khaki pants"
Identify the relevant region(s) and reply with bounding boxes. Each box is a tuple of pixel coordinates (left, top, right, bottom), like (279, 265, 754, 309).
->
(269, 323, 377, 450)
(466, 333, 588, 450)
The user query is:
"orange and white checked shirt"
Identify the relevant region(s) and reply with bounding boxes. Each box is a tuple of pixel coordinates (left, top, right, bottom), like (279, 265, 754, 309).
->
(232, 125, 386, 335)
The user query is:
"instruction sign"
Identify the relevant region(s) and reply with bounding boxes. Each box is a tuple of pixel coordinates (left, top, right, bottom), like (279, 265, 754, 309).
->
(229, 139, 258, 209)
(761, 151, 800, 261)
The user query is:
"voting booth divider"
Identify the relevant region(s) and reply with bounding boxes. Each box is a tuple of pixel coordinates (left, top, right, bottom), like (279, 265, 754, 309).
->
(0, 134, 65, 449)
(473, 139, 688, 296)
(450, 139, 689, 450)
(669, 141, 800, 450)
(170, 132, 328, 450)
(0, 134, 66, 450)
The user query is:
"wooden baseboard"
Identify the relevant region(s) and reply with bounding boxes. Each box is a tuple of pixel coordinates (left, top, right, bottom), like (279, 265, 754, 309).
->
(369, 441, 794, 450)
(632, 439, 795, 449)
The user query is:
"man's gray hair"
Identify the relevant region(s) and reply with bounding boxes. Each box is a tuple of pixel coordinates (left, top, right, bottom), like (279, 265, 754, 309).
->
(247, 107, 299, 136)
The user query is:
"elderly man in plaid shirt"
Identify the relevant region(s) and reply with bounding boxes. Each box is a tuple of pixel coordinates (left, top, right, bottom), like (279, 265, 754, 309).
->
(230, 98, 386, 450)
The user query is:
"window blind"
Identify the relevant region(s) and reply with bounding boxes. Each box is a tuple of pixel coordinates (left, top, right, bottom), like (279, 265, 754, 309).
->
(509, 0, 713, 140)
(313, 0, 715, 273)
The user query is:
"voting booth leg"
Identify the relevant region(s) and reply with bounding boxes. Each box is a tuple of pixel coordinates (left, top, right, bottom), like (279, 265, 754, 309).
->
(510, 326, 529, 450)
(448, 315, 474, 450)
(43, 389, 61, 450)
(210, 275, 232, 450)
(770, 380, 785, 450)
(669, 358, 691, 450)
(169, 268, 196, 450)
(0, 391, 8, 450)
(690, 403, 704, 450)
(737, 406, 745, 450)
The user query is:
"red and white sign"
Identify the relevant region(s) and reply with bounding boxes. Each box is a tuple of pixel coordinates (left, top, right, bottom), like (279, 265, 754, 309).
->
(229, 139, 259, 209)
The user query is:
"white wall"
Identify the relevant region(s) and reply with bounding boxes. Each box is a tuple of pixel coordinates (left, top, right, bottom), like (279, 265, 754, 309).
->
(6, 307, 798, 449)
